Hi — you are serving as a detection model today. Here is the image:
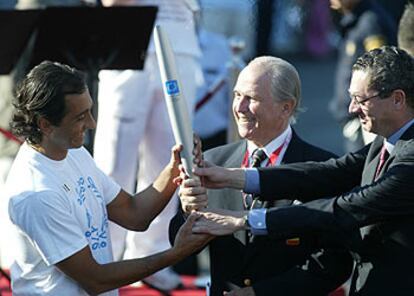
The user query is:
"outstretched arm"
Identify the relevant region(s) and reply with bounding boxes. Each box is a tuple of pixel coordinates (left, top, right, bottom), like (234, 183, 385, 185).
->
(56, 214, 212, 294)
(192, 209, 247, 235)
(107, 145, 181, 231)
(193, 161, 246, 190)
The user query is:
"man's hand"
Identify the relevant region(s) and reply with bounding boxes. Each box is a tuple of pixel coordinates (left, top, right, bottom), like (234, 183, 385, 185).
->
(167, 144, 183, 180)
(193, 162, 246, 190)
(193, 134, 203, 168)
(224, 286, 256, 296)
(192, 209, 247, 236)
(174, 135, 203, 186)
(179, 178, 208, 213)
(173, 212, 213, 256)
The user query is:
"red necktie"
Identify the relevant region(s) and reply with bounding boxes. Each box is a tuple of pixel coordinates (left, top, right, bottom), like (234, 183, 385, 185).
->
(375, 145, 389, 179)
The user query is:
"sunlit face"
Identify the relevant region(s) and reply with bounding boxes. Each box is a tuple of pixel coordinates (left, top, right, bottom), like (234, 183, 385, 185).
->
(348, 70, 394, 136)
(48, 90, 96, 152)
(232, 65, 292, 146)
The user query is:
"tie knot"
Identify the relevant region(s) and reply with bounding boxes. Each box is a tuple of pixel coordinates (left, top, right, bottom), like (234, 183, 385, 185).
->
(251, 149, 267, 168)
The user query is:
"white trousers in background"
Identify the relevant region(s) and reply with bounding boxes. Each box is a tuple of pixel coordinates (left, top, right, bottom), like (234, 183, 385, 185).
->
(94, 54, 201, 260)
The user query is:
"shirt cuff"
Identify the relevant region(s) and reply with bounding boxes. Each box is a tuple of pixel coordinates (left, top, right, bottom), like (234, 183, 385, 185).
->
(249, 208, 268, 235)
(244, 168, 261, 194)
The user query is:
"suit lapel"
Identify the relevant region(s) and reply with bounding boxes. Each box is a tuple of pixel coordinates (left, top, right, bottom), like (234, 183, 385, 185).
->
(229, 142, 248, 245)
(363, 124, 414, 183)
(207, 140, 248, 244)
(280, 131, 305, 164)
(362, 137, 383, 184)
(272, 132, 302, 207)
(220, 141, 246, 212)
(379, 124, 414, 178)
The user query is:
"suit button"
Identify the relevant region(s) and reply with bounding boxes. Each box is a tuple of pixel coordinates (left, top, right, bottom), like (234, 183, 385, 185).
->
(243, 278, 252, 286)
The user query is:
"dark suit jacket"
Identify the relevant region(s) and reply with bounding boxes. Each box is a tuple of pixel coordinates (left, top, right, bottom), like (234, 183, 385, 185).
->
(170, 131, 353, 296)
(259, 125, 414, 296)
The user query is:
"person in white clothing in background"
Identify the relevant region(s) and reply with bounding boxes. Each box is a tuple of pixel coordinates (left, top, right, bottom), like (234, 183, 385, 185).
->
(193, 26, 231, 151)
(93, 0, 203, 291)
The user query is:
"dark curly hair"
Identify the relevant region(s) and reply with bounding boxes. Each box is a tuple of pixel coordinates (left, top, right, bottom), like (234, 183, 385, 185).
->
(352, 46, 414, 110)
(10, 61, 87, 145)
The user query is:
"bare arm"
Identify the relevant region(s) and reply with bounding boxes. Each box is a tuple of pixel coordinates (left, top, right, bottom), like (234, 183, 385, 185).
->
(107, 145, 181, 231)
(56, 214, 212, 295)
(192, 161, 246, 190)
(192, 209, 248, 236)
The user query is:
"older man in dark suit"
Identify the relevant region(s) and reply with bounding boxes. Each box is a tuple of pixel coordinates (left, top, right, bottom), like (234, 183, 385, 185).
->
(170, 56, 352, 296)
(190, 46, 414, 296)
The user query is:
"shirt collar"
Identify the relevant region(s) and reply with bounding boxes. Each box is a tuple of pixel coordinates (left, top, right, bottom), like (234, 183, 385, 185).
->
(384, 118, 414, 152)
(247, 126, 291, 159)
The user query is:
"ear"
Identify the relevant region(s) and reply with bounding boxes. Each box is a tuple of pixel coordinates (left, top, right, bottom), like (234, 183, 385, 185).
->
(282, 99, 296, 115)
(37, 117, 53, 136)
(392, 89, 406, 110)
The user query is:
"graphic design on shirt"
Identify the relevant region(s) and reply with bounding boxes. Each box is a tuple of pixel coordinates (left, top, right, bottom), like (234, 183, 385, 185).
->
(75, 176, 109, 250)
(76, 177, 86, 205)
(85, 208, 108, 250)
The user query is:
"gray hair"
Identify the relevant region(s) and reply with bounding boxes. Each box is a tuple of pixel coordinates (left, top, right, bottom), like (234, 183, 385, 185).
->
(248, 56, 302, 124)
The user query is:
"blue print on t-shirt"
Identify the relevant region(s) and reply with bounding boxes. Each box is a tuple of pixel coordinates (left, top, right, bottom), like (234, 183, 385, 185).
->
(75, 176, 109, 250)
(84, 222, 107, 250)
(75, 177, 86, 205)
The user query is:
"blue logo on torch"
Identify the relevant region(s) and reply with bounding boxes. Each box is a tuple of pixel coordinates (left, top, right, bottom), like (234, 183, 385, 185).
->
(166, 80, 180, 95)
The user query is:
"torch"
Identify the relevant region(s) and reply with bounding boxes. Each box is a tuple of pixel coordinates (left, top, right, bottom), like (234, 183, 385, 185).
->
(154, 25, 196, 178)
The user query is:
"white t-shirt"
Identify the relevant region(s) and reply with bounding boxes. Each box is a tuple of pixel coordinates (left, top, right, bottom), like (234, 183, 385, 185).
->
(118, 0, 201, 57)
(6, 143, 121, 296)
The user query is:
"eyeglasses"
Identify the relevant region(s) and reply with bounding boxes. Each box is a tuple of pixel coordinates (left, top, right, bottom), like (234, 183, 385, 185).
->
(350, 93, 382, 106)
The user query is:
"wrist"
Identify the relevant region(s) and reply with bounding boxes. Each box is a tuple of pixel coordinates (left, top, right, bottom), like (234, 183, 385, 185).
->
(168, 246, 188, 264)
(235, 211, 250, 230)
(229, 168, 246, 190)
(168, 163, 180, 180)
(240, 213, 250, 230)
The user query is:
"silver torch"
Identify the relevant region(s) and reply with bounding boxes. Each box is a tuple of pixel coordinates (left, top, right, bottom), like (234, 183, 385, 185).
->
(154, 25, 196, 178)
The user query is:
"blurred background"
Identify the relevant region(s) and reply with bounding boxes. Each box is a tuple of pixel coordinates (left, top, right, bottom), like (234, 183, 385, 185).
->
(199, 0, 406, 155)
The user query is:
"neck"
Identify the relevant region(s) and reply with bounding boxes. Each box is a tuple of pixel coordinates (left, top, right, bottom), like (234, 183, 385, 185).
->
(30, 142, 68, 161)
(252, 125, 290, 147)
(382, 115, 414, 139)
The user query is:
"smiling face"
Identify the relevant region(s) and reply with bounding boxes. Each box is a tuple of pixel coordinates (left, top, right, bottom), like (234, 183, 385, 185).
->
(348, 70, 395, 137)
(232, 64, 293, 147)
(41, 90, 96, 159)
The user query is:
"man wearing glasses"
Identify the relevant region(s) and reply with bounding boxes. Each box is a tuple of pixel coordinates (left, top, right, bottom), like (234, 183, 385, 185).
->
(170, 56, 353, 296)
(188, 46, 414, 296)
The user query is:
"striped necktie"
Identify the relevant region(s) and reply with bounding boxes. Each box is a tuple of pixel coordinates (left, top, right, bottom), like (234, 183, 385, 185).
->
(250, 148, 267, 168)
